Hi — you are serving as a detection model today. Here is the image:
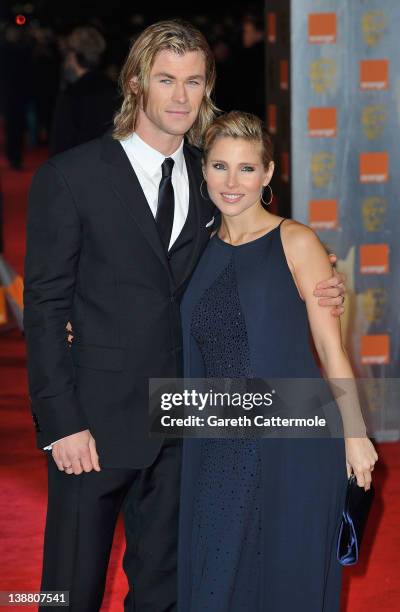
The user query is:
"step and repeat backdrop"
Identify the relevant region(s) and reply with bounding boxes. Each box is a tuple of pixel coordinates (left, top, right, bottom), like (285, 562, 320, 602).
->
(266, 1, 399, 439)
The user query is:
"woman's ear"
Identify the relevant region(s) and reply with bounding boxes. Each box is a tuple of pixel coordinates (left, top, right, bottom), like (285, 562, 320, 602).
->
(263, 161, 275, 187)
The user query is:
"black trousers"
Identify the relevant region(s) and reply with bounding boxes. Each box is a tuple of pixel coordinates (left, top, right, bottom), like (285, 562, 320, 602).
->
(40, 438, 182, 612)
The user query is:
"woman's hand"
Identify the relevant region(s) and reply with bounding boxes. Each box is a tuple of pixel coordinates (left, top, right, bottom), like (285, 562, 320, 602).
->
(345, 437, 378, 490)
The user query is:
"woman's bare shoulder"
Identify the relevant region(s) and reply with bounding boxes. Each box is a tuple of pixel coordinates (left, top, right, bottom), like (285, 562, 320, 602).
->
(281, 219, 323, 253)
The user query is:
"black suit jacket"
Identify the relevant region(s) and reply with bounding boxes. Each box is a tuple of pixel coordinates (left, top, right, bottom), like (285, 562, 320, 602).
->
(23, 133, 215, 468)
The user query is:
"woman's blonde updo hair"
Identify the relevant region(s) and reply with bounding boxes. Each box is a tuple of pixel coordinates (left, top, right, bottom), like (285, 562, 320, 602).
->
(113, 19, 218, 146)
(203, 111, 274, 169)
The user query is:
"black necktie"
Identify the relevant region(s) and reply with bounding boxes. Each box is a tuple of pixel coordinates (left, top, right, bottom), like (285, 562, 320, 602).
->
(156, 157, 175, 252)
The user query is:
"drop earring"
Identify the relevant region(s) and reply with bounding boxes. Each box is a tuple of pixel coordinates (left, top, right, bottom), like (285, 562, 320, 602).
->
(261, 184, 273, 206)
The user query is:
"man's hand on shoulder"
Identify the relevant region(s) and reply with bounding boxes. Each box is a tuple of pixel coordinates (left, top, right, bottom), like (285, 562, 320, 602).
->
(66, 321, 74, 344)
(314, 253, 346, 317)
(52, 430, 101, 475)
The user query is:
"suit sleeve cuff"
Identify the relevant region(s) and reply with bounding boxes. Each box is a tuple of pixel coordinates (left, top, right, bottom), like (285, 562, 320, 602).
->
(31, 388, 88, 449)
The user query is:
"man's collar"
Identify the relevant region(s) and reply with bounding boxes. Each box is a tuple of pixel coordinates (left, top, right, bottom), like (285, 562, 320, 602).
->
(121, 132, 185, 175)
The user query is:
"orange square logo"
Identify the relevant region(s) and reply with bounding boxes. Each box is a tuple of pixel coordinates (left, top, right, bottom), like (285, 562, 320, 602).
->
(267, 13, 277, 43)
(361, 335, 390, 365)
(309, 200, 337, 230)
(308, 108, 336, 137)
(281, 152, 289, 182)
(6, 275, 24, 310)
(267, 105, 277, 134)
(359, 152, 388, 182)
(308, 13, 337, 44)
(360, 244, 389, 274)
(360, 60, 389, 90)
(280, 60, 289, 90)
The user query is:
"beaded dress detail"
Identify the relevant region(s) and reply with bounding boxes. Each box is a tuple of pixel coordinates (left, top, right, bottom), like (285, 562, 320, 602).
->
(189, 257, 261, 611)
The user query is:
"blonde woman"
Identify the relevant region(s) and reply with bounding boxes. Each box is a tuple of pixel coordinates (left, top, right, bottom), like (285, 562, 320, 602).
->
(178, 111, 377, 611)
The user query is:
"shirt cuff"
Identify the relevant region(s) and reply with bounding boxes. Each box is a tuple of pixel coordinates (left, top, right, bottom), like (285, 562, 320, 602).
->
(43, 438, 63, 451)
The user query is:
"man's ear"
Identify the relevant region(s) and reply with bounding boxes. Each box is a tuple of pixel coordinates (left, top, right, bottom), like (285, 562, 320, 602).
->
(129, 76, 139, 94)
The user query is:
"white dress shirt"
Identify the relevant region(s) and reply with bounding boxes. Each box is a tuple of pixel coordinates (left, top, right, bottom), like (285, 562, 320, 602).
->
(120, 132, 189, 250)
(43, 133, 190, 451)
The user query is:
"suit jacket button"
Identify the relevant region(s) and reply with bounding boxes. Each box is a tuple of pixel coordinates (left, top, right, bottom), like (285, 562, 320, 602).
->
(170, 295, 175, 303)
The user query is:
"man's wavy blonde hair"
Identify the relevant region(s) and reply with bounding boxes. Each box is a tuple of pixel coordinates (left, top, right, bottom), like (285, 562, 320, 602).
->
(113, 20, 218, 146)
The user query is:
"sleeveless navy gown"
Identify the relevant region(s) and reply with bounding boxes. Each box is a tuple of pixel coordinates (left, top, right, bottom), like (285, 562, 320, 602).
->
(178, 221, 347, 612)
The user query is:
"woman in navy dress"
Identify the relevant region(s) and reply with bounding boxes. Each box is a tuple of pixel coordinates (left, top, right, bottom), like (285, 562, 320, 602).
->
(178, 111, 378, 611)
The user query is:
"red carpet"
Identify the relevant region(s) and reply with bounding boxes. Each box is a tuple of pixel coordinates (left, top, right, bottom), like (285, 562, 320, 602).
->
(0, 144, 399, 611)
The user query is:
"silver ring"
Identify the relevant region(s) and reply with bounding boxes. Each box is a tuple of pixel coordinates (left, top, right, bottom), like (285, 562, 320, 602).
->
(64, 465, 73, 470)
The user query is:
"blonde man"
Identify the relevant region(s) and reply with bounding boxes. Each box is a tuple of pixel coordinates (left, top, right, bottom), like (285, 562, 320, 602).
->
(24, 20, 345, 611)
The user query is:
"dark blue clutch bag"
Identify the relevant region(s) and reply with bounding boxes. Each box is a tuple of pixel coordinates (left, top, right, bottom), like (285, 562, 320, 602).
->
(337, 474, 375, 566)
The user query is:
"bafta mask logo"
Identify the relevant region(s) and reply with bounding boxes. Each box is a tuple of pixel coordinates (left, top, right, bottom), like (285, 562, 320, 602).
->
(362, 10, 387, 47)
(309, 59, 336, 94)
(362, 197, 386, 231)
(362, 105, 387, 140)
(311, 153, 335, 188)
(362, 289, 387, 323)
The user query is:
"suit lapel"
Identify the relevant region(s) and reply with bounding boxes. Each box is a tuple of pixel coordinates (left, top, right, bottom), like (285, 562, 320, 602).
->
(100, 132, 171, 275)
(175, 144, 209, 292)
(100, 133, 213, 290)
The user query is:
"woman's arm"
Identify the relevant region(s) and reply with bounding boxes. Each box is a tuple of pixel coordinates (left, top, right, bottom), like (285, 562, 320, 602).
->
(281, 221, 378, 489)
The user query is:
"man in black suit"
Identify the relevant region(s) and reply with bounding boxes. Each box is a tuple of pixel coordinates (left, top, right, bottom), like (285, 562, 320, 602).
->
(24, 19, 346, 612)
(50, 26, 118, 155)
